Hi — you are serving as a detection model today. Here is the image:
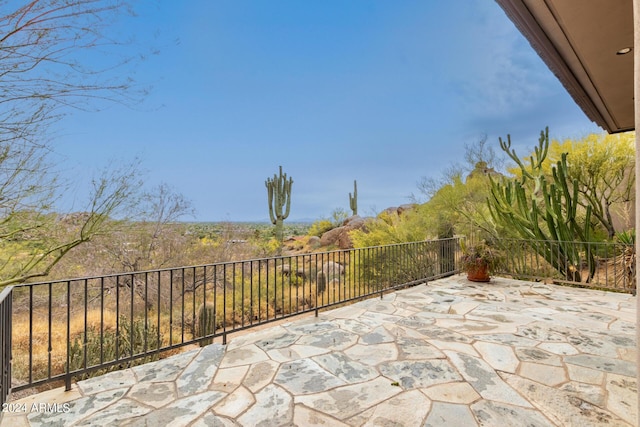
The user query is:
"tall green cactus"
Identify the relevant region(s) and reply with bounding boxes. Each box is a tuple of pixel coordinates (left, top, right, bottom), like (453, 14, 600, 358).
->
(195, 303, 216, 347)
(488, 128, 595, 282)
(265, 166, 293, 251)
(349, 180, 358, 216)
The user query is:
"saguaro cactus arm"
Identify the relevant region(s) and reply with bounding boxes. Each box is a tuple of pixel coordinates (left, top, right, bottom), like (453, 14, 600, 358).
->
(266, 182, 276, 224)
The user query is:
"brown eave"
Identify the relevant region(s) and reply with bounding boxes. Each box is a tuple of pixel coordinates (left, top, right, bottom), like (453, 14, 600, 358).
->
(495, 0, 634, 133)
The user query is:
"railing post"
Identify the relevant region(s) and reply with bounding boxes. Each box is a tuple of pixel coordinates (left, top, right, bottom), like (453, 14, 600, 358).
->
(1, 286, 13, 422)
(438, 237, 456, 277)
(380, 246, 384, 299)
(314, 252, 319, 317)
(65, 281, 72, 391)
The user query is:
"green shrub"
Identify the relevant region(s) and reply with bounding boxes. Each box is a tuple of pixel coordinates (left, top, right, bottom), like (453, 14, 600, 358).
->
(308, 219, 334, 237)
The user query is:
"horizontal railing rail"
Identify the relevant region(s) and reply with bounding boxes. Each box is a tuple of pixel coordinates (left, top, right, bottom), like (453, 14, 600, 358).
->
(495, 238, 635, 293)
(6, 238, 461, 394)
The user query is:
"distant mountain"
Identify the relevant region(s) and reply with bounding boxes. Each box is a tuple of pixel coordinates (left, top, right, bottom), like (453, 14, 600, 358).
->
(286, 218, 316, 224)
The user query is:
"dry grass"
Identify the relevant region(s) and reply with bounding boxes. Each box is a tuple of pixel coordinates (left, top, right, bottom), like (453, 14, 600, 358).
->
(10, 267, 375, 390)
(12, 309, 118, 384)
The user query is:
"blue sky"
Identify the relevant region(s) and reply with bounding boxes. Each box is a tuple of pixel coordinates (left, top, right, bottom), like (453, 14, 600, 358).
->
(52, 1, 601, 222)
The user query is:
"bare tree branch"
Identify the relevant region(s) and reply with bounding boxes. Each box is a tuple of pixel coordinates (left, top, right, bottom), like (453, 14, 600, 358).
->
(0, 0, 145, 147)
(0, 1, 152, 285)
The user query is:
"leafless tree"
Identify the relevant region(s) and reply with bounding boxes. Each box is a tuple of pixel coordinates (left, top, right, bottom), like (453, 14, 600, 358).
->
(102, 183, 195, 273)
(0, 1, 151, 286)
(413, 135, 505, 202)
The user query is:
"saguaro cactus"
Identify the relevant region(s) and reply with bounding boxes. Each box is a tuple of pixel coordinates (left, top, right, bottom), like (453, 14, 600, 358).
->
(195, 303, 216, 346)
(349, 180, 358, 216)
(265, 166, 293, 251)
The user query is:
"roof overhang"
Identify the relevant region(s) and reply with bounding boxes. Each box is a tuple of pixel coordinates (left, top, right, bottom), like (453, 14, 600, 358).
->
(495, 0, 635, 133)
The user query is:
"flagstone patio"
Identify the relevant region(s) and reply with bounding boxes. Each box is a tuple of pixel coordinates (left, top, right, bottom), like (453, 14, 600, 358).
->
(2, 275, 637, 426)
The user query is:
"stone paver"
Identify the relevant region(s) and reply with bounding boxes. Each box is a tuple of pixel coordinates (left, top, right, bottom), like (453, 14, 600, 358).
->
(3, 276, 636, 426)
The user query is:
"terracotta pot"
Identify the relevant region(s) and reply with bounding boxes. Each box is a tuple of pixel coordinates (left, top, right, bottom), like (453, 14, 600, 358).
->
(466, 263, 490, 282)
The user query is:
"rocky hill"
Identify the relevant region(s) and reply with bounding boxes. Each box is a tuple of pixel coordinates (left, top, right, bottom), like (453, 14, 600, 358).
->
(282, 204, 418, 254)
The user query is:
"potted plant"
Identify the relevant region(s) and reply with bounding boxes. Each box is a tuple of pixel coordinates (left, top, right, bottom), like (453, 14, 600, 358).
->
(461, 240, 500, 282)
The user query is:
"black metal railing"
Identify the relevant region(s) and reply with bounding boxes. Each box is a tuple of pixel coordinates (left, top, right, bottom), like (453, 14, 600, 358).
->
(495, 238, 635, 293)
(3, 234, 635, 403)
(1, 285, 12, 421)
(5, 238, 461, 394)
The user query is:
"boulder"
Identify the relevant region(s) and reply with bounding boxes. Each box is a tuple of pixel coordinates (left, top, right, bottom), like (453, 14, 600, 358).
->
(319, 226, 345, 247)
(397, 204, 417, 215)
(343, 215, 366, 228)
(379, 207, 399, 218)
(308, 235, 321, 249)
(320, 215, 368, 249)
(378, 205, 417, 220)
(316, 261, 345, 293)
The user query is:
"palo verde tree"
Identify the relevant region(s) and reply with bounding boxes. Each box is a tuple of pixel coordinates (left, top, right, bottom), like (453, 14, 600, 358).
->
(414, 134, 505, 202)
(0, 1, 150, 286)
(265, 166, 293, 253)
(488, 128, 596, 282)
(506, 132, 635, 239)
(0, 159, 143, 286)
(542, 133, 635, 239)
(409, 135, 503, 241)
